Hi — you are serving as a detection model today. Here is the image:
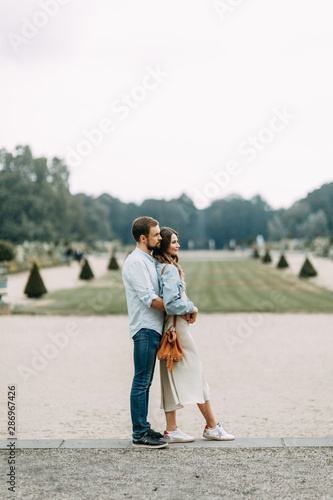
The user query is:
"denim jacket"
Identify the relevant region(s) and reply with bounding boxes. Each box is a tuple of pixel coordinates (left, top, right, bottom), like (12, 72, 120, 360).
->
(155, 261, 194, 316)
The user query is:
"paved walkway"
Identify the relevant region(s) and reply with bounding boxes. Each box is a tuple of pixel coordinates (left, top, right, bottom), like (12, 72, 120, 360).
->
(1, 437, 333, 449)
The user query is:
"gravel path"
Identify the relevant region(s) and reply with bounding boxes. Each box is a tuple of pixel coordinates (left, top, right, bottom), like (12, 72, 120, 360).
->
(2, 251, 333, 499)
(1, 447, 333, 499)
(270, 251, 333, 292)
(1, 314, 332, 440)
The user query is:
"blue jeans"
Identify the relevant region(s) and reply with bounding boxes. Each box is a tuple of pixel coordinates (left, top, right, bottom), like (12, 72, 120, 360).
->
(130, 328, 161, 440)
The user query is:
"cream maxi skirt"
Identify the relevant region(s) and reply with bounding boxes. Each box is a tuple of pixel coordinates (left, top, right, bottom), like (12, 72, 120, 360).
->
(160, 314, 210, 412)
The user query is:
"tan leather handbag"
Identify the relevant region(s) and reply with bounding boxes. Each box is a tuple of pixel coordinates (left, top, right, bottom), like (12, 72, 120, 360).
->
(157, 264, 183, 372)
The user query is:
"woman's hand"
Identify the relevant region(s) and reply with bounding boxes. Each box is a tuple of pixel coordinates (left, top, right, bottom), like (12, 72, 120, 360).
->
(180, 306, 198, 323)
(180, 313, 191, 322)
(189, 306, 198, 324)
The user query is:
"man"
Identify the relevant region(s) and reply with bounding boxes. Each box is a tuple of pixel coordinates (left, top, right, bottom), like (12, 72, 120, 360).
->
(122, 216, 168, 448)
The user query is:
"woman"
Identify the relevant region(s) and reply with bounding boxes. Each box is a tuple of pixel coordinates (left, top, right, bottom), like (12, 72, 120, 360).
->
(153, 227, 234, 443)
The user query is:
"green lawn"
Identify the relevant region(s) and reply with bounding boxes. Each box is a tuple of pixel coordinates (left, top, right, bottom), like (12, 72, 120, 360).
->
(13, 260, 333, 315)
(182, 260, 333, 312)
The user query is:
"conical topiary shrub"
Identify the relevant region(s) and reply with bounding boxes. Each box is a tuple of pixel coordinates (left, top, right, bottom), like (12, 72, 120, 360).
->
(108, 252, 119, 270)
(24, 262, 47, 298)
(79, 258, 94, 280)
(252, 248, 260, 259)
(299, 257, 317, 278)
(277, 254, 289, 269)
(262, 250, 272, 263)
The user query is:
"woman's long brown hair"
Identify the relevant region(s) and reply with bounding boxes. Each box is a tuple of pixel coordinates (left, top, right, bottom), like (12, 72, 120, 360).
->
(153, 227, 184, 279)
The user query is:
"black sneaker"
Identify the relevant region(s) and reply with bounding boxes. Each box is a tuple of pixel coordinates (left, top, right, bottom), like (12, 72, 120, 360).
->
(133, 432, 168, 449)
(147, 428, 164, 439)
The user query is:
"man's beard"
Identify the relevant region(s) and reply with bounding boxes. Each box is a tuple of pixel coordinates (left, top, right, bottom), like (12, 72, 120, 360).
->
(147, 241, 161, 251)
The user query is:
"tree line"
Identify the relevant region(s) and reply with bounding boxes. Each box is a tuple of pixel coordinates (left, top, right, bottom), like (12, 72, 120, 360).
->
(1, 146, 333, 248)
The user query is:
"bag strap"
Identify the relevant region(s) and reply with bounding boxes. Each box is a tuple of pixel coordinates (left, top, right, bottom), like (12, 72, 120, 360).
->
(161, 264, 177, 328)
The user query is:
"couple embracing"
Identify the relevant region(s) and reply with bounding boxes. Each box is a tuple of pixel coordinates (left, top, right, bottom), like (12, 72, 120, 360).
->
(122, 217, 234, 448)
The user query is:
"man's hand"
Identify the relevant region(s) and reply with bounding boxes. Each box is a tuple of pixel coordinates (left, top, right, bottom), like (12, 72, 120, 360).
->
(151, 297, 165, 311)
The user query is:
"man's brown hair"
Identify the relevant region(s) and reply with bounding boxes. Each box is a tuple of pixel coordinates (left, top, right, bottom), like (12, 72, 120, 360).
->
(132, 217, 159, 242)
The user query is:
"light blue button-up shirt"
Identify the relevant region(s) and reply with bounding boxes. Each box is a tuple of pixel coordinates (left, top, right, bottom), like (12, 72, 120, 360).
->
(155, 262, 194, 316)
(122, 248, 165, 338)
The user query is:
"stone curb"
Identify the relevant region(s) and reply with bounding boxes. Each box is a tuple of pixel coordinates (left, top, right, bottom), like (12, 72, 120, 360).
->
(1, 437, 333, 450)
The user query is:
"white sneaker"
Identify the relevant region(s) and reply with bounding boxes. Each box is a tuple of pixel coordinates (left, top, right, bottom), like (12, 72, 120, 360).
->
(203, 423, 235, 441)
(163, 427, 195, 443)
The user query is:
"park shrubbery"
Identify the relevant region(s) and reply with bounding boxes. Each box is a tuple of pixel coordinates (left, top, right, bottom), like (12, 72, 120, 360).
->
(277, 254, 289, 269)
(24, 262, 47, 298)
(0, 241, 15, 263)
(262, 249, 272, 263)
(108, 251, 120, 270)
(79, 259, 94, 280)
(299, 257, 318, 278)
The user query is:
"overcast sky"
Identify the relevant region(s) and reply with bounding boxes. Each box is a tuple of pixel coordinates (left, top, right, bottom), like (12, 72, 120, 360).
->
(1, 0, 333, 209)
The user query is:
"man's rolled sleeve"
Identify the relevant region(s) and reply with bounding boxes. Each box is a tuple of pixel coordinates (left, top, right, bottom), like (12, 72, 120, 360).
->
(145, 291, 159, 308)
(128, 261, 159, 308)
